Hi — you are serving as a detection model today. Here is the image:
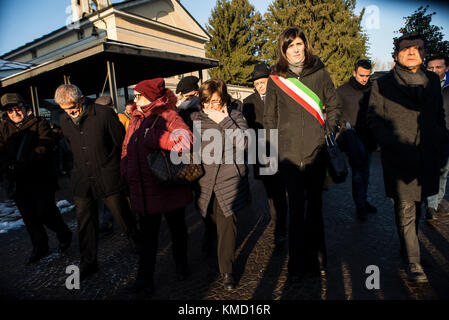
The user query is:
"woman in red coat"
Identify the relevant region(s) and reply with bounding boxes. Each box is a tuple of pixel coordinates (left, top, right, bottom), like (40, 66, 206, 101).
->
(121, 78, 193, 295)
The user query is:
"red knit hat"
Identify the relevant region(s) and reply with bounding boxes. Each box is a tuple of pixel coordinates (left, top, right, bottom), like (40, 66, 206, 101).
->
(134, 78, 167, 102)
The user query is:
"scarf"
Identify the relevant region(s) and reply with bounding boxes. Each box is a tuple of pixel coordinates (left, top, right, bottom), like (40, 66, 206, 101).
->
(393, 64, 428, 104)
(288, 57, 305, 76)
(349, 76, 372, 91)
(69, 105, 87, 126)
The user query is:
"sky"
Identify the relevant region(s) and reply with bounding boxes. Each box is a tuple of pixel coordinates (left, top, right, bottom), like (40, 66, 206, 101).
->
(0, 0, 448, 69)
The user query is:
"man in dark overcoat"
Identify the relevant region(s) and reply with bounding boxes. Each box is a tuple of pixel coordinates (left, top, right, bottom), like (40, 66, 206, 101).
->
(54, 84, 138, 280)
(367, 33, 449, 283)
(242, 63, 288, 245)
(337, 59, 378, 221)
(0, 93, 72, 264)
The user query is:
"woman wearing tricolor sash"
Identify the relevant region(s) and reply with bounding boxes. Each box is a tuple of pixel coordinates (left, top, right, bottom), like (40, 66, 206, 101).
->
(263, 26, 341, 282)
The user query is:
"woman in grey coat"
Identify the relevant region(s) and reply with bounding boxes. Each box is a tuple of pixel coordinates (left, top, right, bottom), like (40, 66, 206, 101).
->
(190, 79, 250, 291)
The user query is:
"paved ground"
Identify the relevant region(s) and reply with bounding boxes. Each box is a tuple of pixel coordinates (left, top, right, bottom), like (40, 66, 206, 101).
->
(1, 152, 449, 300)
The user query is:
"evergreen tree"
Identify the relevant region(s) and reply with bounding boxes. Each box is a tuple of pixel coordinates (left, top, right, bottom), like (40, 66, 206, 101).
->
(261, 0, 369, 86)
(393, 5, 449, 62)
(205, 0, 263, 86)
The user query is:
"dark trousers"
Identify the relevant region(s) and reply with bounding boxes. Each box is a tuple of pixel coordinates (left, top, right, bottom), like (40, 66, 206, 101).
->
(393, 200, 421, 264)
(261, 172, 288, 238)
(204, 194, 237, 274)
(351, 152, 371, 210)
(15, 186, 71, 251)
(74, 192, 138, 266)
(138, 207, 188, 278)
(279, 162, 327, 276)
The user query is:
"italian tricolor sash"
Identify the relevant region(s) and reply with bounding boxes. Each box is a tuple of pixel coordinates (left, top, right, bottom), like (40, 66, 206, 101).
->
(270, 75, 324, 125)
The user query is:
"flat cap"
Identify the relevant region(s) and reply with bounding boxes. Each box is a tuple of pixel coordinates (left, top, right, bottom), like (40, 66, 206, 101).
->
(1, 93, 25, 108)
(176, 76, 199, 94)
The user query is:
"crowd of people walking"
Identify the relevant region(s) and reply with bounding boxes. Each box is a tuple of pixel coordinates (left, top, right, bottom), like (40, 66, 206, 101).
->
(1, 26, 449, 296)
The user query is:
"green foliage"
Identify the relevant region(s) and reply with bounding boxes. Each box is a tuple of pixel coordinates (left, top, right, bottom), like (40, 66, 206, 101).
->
(205, 0, 263, 86)
(261, 0, 369, 86)
(393, 5, 449, 62)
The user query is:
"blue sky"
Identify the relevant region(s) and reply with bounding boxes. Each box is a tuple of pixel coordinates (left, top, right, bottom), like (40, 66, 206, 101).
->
(0, 0, 448, 68)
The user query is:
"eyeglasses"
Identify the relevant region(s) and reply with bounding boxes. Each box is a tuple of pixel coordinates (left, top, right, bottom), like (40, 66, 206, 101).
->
(183, 93, 197, 99)
(203, 100, 222, 107)
(133, 93, 142, 100)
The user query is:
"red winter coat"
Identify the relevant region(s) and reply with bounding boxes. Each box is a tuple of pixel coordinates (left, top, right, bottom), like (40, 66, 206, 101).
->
(120, 89, 193, 215)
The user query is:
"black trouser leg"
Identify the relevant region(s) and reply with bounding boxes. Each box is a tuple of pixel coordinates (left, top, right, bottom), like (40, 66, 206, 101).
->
(138, 214, 162, 279)
(164, 208, 188, 269)
(393, 200, 421, 264)
(74, 196, 99, 266)
(209, 196, 237, 274)
(304, 164, 327, 270)
(37, 189, 71, 243)
(280, 162, 326, 276)
(15, 192, 48, 251)
(102, 193, 138, 238)
(262, 172, 288, 238)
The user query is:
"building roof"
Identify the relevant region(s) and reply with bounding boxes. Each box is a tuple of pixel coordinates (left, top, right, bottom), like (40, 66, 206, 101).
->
(0, 39, 218, 99)
(0, 0, 209, 60)
(0, 59, 33, 72)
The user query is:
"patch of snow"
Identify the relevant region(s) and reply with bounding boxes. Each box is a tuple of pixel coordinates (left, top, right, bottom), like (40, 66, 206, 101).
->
(0, 200, 75, 234)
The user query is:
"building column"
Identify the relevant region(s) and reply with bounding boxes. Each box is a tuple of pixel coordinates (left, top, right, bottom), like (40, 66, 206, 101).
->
(107, 60, 119, 112)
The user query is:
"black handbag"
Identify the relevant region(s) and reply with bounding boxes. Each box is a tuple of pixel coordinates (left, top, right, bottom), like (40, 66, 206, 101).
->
(146, 115, 204, 187)
(324, 123, 348, 184)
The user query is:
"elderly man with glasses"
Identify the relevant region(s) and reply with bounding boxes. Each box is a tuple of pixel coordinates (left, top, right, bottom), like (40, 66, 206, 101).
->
(0, 93, 72, 265)
(54, 84, 139, 281)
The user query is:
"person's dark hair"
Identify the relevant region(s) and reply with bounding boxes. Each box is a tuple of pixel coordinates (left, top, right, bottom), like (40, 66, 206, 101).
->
(125, 99, 134, 106)
(394, 32, 425, 55)
(354, 59, 372, 71)
(272, 26, 314, 77)
(198, 79, 231, 108)
(427, 54, 449, 67)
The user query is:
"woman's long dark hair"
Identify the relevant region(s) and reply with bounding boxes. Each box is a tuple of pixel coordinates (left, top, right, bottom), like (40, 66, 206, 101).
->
(272, 26, 314, 78)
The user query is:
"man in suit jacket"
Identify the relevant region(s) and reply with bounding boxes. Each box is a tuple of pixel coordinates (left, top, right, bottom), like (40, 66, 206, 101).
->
(242, 63, 288, 245)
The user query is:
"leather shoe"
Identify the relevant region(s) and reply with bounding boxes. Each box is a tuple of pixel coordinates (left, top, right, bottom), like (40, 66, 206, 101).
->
(426, 207, 437, 220)
(80, 262, 99, 281)
(222, 273, 235, 290)
(176, 265, 191, 281)
(26, 247, 49, 265)
(356, 208, 367, 221)
(58, 232, 72, 253)
(437, 203, 449, 216)
(365, 202, 377, 213)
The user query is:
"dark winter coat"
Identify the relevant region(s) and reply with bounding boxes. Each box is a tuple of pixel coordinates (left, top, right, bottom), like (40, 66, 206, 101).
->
(190, 108, 250, 218)
(121, 90, 193, 216)
(263, 55, 341, 168)
(367, 66, 449, 201)
(0, 114, 57, 191)
(336, 77, 377, 152)
(59, 104, 126, 199)
(443, 84, 449, 131)
(242, 90, 266, 178)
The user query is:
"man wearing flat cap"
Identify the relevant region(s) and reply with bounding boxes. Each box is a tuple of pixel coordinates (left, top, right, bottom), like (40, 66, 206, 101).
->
(0, 93, 72, 265)
(367, 32, 449, 283)
(176, 75, 200, 127)
(242, 63, 288, 246)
